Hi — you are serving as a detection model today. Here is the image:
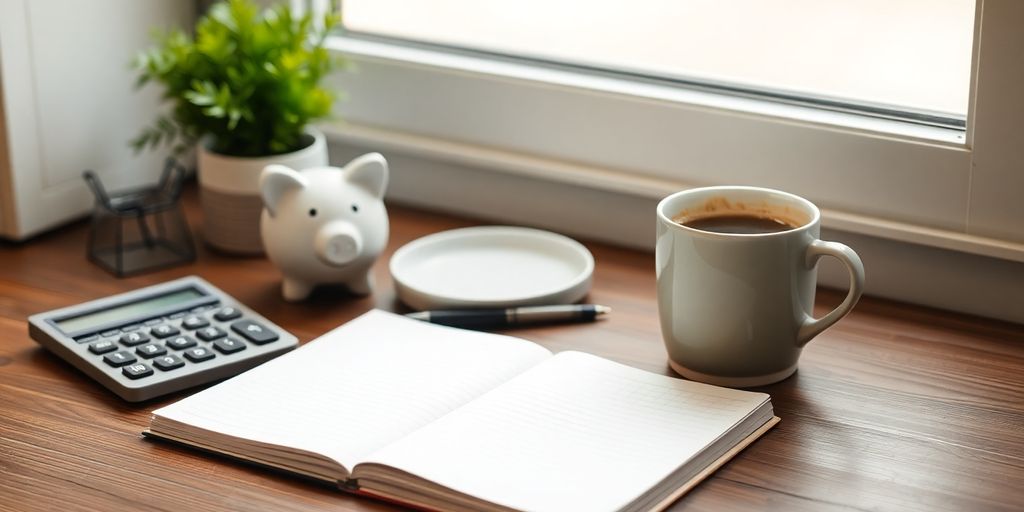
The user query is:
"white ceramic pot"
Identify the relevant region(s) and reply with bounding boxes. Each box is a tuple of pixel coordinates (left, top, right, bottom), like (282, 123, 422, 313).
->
(197, 128, 327, 254)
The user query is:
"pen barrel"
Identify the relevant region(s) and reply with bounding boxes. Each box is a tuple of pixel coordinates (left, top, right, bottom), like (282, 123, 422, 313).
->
(423, 305, 600, 330)
(426, 310, 510, 329)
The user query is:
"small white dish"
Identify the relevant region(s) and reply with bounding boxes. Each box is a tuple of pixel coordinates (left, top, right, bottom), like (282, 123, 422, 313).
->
(390, 226, 595, 310)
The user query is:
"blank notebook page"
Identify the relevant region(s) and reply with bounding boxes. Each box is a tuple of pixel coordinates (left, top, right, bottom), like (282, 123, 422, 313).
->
(363, 351, 769, 512)
(152, 310, 552, 469)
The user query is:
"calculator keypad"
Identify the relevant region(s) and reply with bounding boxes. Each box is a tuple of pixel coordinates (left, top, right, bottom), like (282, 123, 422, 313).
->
(92, 304, 279, 374)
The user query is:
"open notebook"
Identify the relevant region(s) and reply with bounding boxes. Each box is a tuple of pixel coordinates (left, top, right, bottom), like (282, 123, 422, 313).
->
(146, 310, 777, 512)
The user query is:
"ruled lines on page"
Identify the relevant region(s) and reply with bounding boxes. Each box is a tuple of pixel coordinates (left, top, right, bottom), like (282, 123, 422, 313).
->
(362, 351, 769, 512)
(152, 310, 552, 469)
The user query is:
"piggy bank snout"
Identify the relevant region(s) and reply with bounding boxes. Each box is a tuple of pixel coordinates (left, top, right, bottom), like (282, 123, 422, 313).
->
(315, 222, 363, 267)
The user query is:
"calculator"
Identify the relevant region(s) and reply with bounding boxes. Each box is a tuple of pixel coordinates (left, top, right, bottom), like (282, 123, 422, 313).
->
(28, 276, 298, 402)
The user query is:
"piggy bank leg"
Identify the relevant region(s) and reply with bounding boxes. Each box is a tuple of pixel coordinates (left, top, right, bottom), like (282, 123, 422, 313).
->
(345, 273, 374, 296)
(282, 278, 315, 302)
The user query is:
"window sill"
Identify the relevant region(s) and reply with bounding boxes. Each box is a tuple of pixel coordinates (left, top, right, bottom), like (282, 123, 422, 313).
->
(322, 121, 1024, 264)
(321, 123, 1024, 325)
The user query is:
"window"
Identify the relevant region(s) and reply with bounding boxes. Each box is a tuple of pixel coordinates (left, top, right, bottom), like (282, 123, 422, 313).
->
(323, 0, 1024, 260)
(343, 0, 975, 126)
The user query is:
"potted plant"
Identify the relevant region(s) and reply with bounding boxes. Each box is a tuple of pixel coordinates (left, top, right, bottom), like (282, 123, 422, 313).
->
(133, 0, 340, 254)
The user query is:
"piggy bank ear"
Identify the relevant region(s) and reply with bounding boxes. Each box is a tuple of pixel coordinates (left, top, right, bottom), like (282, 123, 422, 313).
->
(345, 153, 388, 199)
(260, 164, 308, 217)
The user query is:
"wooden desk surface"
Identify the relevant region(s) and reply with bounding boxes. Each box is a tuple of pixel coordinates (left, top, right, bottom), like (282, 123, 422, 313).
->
(2, 191, 1023, 512)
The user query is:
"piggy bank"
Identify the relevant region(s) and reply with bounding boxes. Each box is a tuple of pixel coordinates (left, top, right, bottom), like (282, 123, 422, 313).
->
(259, 153, 389, 301)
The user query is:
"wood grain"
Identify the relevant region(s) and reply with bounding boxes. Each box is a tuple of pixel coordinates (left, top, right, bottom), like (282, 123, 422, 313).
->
(1, 186, 1022, 512)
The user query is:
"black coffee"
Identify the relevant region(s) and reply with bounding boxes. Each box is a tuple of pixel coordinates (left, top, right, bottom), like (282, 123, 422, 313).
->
(681, 214, 796, 234)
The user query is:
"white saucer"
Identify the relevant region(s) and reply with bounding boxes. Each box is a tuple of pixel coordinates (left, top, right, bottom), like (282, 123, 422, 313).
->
(390, 226, 595, 310)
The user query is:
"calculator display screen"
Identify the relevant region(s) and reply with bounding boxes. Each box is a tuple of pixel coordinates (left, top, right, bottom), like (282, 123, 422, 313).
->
(54, 288, 205, 333)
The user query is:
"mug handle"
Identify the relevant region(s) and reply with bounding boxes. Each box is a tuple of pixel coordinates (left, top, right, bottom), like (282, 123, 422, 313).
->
(797, 240, 865, 347)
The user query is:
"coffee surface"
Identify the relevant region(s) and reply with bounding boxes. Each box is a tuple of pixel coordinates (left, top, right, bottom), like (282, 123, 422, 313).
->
(680, 213, 796, 234)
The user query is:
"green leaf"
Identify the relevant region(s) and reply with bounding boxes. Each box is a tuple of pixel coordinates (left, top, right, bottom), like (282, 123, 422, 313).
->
(227, 108, 242, 129)
(204, 105, 226, 118)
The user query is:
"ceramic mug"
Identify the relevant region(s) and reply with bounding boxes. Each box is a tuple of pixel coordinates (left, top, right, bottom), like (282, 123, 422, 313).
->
(656, 186, 865, 387)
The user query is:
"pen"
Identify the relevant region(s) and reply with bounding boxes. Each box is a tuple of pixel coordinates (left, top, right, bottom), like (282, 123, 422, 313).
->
(405, 304, 611, 330)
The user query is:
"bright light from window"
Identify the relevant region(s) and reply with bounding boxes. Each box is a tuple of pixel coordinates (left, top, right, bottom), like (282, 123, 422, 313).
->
(343, 0, 975, 120)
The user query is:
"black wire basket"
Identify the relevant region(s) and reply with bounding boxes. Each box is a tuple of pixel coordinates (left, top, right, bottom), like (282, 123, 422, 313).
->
(82, 158, 196, 276)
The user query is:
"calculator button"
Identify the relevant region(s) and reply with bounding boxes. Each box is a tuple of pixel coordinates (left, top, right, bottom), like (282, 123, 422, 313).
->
(197, 326, 227, 341)
(136, 343, 167, 359)
(231, 320, 278, 345)
(213, 306, 242, 322)
(183, 347, 215, 362)
(101, 329, 120, 337)
(103, 351, 137, 367)
(88, 340, 118, 354)
(121, 324, 142, 332)
(151, 324, 180, 338)
(165, 335, 197, 351)
(144, 318, 163, 326)
(120, 331, 151, 346)
(167, 311, 187, 320)
(153, 354, 185, 371)
(213, 337, 246, 354)
(122, 363, 154, 379)
(182, 316, 209, 330)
